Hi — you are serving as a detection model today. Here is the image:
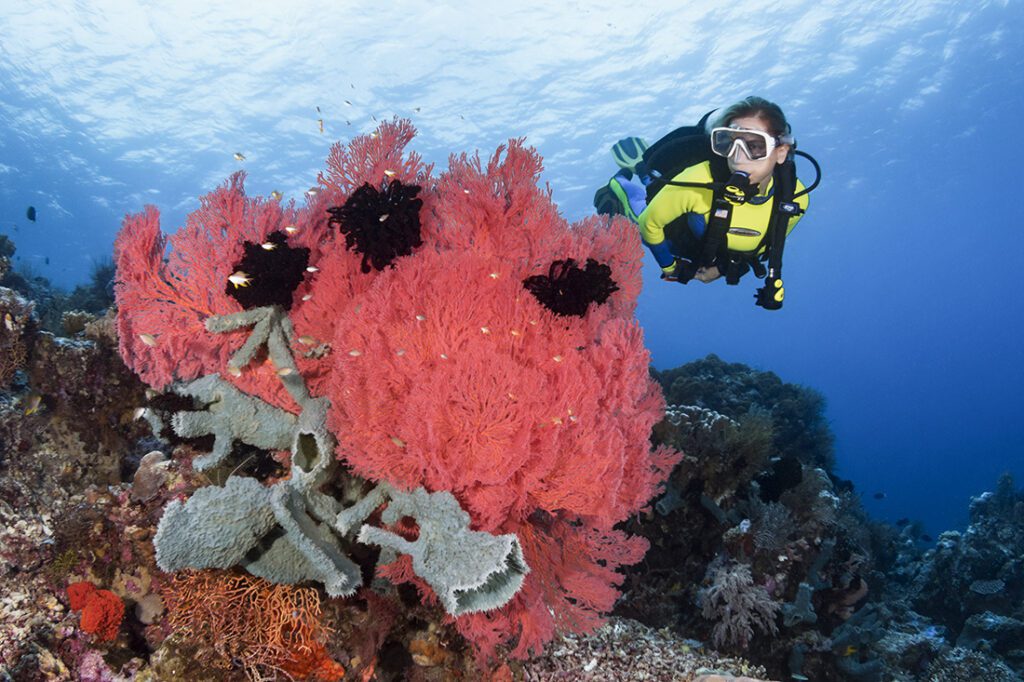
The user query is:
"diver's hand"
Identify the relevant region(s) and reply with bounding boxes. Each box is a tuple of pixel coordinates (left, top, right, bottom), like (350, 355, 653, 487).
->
(755, 277, 784, 310)
(660, 258, 683, 283)
(694, 266, 721, 283)
(660, 258, 699, 284)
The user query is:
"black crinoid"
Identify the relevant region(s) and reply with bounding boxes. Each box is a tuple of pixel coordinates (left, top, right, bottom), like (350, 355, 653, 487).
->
(326, 178, 424, 273)
(225, 231, 310, 311)
(523, 258, 619, 317)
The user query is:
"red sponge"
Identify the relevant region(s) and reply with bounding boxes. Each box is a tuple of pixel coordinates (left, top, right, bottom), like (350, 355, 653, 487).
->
(66, 581, 125, 641)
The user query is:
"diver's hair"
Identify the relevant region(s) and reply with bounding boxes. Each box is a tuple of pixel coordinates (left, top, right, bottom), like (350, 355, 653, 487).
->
(710, 96, 791, 139)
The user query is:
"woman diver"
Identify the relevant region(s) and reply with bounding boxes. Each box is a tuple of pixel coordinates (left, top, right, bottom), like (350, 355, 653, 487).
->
(595, 96, 819, 310)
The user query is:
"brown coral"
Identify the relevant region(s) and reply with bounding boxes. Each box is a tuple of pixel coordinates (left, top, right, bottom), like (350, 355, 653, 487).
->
(0, 287, 33, 388)
(162, 569, 341, 680)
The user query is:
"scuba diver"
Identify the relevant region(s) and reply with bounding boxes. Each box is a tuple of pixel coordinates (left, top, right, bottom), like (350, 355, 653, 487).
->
(594, 96, 820, 310)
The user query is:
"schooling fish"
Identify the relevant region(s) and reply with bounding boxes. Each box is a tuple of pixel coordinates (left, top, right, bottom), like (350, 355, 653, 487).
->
(872, 492, 886, 500)
(26, 206, 36, 222)
(228, 271, 252, 288)
(233, 152, 246, 161)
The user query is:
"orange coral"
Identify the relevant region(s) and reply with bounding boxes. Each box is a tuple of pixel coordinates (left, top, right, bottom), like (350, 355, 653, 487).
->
(162, 569, 342, 681)
(67, 580, 95, 610)
(66, 581, 124, 641)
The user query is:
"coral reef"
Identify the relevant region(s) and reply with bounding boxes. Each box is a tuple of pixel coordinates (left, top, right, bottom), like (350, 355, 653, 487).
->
(521, 616, 774, 681)
(617, 358, 876, 681)
(905, 473, 1024, 673)
(699, 562, 780, 649)
(653, 354, 836, 470)
(5, 118, 1019, 681)
(0, 287, 33, 389)
(109, 117, 677, 669)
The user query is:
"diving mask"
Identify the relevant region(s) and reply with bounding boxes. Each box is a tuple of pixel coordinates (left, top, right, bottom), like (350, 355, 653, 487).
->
(710, 126, 792, 161)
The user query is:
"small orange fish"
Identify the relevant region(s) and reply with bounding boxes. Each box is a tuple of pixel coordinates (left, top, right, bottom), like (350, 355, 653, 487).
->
(233, 152, 246, 161)
(138, 333, 157, 347)
(228, 271, 251, 288)
(260, 242, 277, 251)
(270, 190, 283, 201)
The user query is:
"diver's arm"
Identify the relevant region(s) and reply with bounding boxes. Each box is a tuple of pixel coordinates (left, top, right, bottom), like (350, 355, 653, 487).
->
(638, 185, 694, 276)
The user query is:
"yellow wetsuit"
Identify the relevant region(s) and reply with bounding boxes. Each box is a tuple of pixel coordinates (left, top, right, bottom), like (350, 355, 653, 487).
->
(638, 161, 809, 274)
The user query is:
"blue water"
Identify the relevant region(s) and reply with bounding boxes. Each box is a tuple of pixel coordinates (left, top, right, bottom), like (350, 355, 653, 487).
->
(1, 1, 1021, 535)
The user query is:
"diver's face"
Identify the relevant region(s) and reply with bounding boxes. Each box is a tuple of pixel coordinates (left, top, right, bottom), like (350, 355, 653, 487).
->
(725, 115, 790, 186)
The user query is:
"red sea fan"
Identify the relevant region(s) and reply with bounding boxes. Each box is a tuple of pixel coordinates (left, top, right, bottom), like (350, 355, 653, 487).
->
(115, 203, 231, 390)
(317, 117, 435, 207)
(326, 245, 677, 656)
(430, 139, 567, 269)
(115, 173, 316, 409)
(116, 119, 677, 661)
(428, 139, 643, 322)
(452, 515, 652, 660)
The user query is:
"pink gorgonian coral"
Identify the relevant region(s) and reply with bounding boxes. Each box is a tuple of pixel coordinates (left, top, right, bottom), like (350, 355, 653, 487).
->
(115, 118, 678, 661)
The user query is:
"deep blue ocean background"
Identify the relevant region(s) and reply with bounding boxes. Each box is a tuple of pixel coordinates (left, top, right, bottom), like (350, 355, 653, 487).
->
(1, 1, 1021, 536)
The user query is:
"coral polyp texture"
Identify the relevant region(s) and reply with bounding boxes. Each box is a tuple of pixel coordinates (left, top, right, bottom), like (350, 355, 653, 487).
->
(114, 117, 677, 660)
